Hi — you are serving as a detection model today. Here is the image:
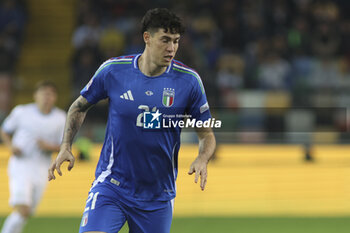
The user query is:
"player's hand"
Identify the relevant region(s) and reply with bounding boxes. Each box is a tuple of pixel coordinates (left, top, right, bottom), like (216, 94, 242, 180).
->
(48, 148, 75, 181)
(38, 139, 60, 153)
(11, 146, 22, 157)
(37, 139, 50, 151)
(188, 157, 208, 191)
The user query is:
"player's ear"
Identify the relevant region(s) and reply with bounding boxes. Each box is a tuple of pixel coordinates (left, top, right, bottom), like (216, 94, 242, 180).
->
(33, 90, 38, 101)
(143, 31, 151, 45)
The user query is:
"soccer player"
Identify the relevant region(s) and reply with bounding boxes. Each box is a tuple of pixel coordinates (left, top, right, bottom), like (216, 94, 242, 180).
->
(48, 8, 216, 233)
(1, 81, 66, 233)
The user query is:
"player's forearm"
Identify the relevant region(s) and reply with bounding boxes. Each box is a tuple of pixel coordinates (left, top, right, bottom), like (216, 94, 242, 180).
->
(61, 109, 86, 149)
(0, 130, 12, 148)
(196, 128, 216, 163)
(61, 96, 93, 150)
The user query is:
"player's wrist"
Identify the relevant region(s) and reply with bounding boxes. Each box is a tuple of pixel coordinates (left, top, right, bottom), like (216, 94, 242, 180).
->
(196, 155, 210, 164)
(60, 142, 72, 150)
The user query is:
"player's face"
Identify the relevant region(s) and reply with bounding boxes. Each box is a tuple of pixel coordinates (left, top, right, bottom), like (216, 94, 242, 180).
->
(147, 28, 180, 67)
(34, 86, 57, 111)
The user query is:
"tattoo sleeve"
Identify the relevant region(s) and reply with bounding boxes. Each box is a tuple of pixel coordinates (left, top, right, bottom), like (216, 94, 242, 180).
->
(61, 96, 94, 149)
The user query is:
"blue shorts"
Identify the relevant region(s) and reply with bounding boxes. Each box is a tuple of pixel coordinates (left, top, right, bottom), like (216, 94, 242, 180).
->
(79, 183, 173, 233)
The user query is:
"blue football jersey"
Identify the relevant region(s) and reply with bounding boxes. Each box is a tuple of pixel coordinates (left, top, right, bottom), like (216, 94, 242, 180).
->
(80, 54, 211, 207)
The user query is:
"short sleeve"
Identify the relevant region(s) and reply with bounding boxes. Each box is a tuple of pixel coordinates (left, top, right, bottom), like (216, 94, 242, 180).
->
(187, 76, 211, 121)
(1, 106, 22, 134)
(80, 61, 110, 104)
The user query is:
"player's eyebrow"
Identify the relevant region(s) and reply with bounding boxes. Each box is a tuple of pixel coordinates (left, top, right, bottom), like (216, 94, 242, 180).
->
(161, 35, 180, 41)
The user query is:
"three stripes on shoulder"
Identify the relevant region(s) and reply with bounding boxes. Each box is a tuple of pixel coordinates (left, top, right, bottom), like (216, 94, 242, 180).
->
(120, 90, 134, 101)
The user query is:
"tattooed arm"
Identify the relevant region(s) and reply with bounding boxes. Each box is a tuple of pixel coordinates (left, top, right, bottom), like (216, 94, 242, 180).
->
(48, 96, 94, 181)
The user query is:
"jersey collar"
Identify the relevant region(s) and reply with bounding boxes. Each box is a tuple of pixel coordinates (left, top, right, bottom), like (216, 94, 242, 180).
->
(133, 53, 173, 74)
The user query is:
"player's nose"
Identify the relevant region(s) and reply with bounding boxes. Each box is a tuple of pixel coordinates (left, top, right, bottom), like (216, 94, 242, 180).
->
(166, 42, 175, 52)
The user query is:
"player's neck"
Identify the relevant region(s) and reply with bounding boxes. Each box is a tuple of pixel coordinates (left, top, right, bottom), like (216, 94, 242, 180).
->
(138, 53, 167, 77)
(37, 104, 52, 114)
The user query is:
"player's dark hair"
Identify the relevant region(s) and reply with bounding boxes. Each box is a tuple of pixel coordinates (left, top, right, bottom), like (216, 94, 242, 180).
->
(141, 8, 185, 35)
(35, 80, 58, 93)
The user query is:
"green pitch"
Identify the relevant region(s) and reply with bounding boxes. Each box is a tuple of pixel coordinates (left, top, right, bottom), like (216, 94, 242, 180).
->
(0, 216, 349, 233)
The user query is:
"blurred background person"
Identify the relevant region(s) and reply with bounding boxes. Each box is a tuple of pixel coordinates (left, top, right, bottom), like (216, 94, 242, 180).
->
(0, 81, 65, 233)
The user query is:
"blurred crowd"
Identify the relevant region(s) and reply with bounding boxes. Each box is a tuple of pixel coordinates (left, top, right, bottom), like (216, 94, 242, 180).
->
(0, 0, 27, 122)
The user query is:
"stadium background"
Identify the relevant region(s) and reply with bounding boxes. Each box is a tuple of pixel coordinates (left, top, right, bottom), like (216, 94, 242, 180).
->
(1, 0, 350, 232)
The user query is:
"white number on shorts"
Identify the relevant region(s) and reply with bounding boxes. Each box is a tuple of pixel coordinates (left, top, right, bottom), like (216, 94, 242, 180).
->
(84, 192, 99, 212)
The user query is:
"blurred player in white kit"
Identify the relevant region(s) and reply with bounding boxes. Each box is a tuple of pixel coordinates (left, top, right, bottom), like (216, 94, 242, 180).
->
(0, 81, 66, 233)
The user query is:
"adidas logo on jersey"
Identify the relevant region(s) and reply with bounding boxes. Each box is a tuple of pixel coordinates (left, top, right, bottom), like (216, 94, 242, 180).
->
(120, 90, 134, 101)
